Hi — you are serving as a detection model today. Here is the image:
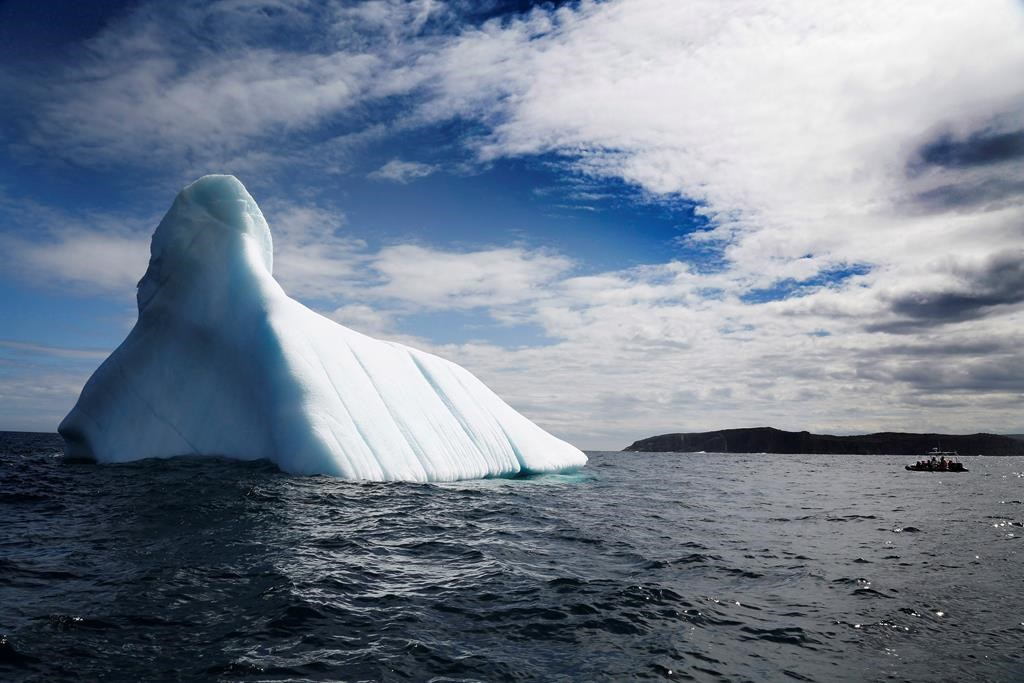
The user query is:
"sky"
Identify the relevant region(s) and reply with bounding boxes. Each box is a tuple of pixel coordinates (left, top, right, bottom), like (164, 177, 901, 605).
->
(1, 0, 1023, 449)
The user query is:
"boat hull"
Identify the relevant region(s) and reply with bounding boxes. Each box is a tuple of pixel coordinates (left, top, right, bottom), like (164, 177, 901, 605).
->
(904, 465, 968, 472)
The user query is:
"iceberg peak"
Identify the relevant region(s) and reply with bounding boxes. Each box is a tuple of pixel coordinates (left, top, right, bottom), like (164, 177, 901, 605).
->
(137, 174, 273, 311)
(60, 176, 587, 481)
(172, 174, 272, 269)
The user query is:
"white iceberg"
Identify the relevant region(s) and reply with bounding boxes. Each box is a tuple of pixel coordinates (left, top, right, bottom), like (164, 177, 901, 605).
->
(59, 175, 587, 480)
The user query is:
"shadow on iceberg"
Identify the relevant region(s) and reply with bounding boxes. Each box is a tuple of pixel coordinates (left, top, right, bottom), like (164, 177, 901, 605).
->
(59, 175, 587, 481)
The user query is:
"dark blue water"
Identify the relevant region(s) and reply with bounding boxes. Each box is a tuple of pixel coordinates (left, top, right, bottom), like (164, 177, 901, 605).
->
(2, 432, 1022, 682)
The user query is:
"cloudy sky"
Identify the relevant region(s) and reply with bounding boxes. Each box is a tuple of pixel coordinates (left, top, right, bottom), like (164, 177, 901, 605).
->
(1, 0, 1023, 448)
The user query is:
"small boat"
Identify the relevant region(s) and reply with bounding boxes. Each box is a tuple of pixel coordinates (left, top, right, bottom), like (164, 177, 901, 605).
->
(905, 462, 968, 472)
(905, 447, 968, 472)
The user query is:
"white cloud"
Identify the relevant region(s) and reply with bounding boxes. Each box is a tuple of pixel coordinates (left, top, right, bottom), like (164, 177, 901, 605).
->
(34, 46, 382, 167)
(368, 244, 572, 312)
(6, 231, 150, 295)
(368, 159, 438, 183)
(420, 0, 1024, 246)
(0, 197, 153, 297)
(264, 200, 369, 300)
(13, 1, 407, 169)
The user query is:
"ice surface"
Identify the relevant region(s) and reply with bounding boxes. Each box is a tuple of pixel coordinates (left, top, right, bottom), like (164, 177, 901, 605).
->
(59, 175, 587, 480)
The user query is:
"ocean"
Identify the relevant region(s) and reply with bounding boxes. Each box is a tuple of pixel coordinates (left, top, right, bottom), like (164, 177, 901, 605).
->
(1, 431, 1021, 682)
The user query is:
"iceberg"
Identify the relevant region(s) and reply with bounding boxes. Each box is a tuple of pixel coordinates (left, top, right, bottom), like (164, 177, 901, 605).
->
(59, 175, 587, 480)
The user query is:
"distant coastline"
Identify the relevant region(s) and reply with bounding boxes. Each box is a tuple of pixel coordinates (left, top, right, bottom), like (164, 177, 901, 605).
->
(624, 427, 1024, 456)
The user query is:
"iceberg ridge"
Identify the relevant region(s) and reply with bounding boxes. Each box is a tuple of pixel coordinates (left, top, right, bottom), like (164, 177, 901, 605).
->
(59, 175, 587, 480)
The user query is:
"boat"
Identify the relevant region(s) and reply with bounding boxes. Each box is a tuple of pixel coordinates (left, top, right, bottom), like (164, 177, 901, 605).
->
(905, 448, 968, 472)
(905, 462, 968, 472)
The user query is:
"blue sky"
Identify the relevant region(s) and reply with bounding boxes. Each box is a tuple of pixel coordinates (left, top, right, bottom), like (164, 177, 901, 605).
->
(2, 0, 1024, 447)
